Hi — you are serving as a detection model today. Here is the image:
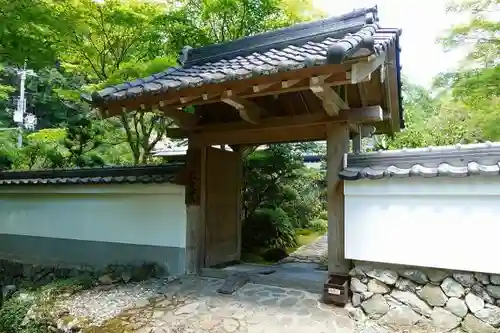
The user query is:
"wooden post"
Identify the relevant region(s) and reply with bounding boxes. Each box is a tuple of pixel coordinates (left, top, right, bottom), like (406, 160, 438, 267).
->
(352, 134, 361, 153)
(184, 144, 207, 274)
(326, 122, 350, 275)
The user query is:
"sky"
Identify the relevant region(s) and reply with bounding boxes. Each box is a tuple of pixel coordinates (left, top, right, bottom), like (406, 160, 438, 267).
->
(313, 0, 465, 88)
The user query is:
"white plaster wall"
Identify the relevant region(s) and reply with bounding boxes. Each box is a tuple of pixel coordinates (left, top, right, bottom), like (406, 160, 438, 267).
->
(344, 177, 500, 274)
(0, 183, 186, 248)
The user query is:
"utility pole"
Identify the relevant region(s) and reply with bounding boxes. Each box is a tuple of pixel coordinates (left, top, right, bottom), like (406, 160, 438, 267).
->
(13, 61, 36, 148)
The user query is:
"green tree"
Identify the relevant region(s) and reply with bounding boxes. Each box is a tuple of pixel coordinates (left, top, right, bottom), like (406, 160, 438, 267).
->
(50, 0, 178, 164)
(434, 0, 499, 140)
(163, 0, 324, 49)
(63, 114, 106, 167)
(17, 128, 67, 170)
(0, 0, 63, 67)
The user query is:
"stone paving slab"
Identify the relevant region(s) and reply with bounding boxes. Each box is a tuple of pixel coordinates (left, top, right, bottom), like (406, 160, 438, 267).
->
(59, 276, 357, 332)
(280, 234, 328, 265)
(58, 276, 450, 333)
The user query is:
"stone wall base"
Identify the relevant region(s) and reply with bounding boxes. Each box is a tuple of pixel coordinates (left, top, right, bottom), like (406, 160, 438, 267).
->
(348, 261, 500, 332)
(0, 259, 168, 302)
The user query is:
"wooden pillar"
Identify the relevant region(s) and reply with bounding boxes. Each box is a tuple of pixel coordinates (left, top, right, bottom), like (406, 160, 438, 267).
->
(326, 123, 350, 275)
(352, 134, 361, 153)
(185, 144, 207, 274)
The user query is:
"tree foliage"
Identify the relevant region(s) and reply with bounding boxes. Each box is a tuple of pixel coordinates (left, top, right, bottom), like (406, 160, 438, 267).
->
(376, 0, 499, 150)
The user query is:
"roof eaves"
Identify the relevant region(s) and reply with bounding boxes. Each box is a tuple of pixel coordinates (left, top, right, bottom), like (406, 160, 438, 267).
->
(340, 142, 500, 181)
(0, 164, 185, 186)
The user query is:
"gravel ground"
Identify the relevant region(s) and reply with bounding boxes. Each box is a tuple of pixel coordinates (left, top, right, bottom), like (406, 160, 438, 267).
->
(57, 276, 178, 325)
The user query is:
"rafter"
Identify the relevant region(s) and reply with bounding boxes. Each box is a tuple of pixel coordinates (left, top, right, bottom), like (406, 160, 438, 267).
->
(221, 90, 263, 124)
(309, 76, 349, 116)
(252, 83, 274, 93)
(105, 69, 351, 114)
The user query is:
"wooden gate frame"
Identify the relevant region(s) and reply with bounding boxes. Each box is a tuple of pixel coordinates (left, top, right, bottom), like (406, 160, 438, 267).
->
(88, 11, 402, 276)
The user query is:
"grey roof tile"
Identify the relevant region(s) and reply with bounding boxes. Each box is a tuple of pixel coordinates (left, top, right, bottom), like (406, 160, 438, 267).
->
(0, 164, 184, 186)
(89, 7, 401, 104)
(340, 142, 500, 180)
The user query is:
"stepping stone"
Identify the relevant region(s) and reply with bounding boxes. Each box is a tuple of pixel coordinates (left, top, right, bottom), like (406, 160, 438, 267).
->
(217, 272, 249, 295)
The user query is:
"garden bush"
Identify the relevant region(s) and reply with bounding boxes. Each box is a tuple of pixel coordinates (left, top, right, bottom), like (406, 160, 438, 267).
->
(242, 208, 297, 250)
(261, 248, 288, 262)
(308, 219, 328, 233)
(318, 210, 328, 221)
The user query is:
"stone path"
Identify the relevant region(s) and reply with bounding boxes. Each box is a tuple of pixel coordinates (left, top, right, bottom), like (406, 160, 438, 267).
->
(55, 275, 416, 333)
(280, 234, 328, 265)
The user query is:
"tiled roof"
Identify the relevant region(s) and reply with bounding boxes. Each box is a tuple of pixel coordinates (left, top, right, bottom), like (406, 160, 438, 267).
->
(89, 6, 401, 104)
(0, 164, 184, 186)
(339, 142, 500, 180)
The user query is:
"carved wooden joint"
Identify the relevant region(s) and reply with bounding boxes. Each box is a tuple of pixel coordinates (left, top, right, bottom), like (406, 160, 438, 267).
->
(309, 76, 348, 116)
(158, 102, 200, 129)
(222, 90, 262, 124)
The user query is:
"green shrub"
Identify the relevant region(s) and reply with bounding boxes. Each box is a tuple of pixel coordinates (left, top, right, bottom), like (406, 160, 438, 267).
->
(0, 296, 47, 333)
(261, 248, 288, 262)
(308, 219, 328, 233)
(318, 210, 328, 221)
(242, 208, 297, 250)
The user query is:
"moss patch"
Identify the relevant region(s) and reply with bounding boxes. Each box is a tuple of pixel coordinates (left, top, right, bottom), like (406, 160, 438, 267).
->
(0, 276, 96, 333)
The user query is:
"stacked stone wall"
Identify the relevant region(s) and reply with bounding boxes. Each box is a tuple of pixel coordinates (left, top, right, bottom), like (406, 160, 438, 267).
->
(349, 261, 500, 332)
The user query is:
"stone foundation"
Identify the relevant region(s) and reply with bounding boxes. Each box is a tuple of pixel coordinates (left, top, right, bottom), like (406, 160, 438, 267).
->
(1, 259, 166, 303)
(348, 261, 500, 332)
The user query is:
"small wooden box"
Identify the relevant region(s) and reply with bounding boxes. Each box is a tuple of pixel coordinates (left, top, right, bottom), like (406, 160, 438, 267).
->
(323, 274, 349, 305)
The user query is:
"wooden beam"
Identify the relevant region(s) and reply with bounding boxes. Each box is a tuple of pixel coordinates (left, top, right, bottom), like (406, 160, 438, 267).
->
(222, 90, 262, 124)
(347, 105, 383, 123)
(351, 53, 386, 84)
(189, 124, 328, 146)
(169, 105, 384, 138)
(158, 104, 200, 129)
(170, 106, 384, 146)
(309, 76, 349, 116)
(326, 123, 350, 274)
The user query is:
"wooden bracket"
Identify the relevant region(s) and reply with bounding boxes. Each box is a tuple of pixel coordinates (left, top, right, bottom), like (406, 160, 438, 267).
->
(350, 53, 386, 84)
(158, 102, 200, 129)
(310, 76, 349, 116)
(222, 90, 262, 124)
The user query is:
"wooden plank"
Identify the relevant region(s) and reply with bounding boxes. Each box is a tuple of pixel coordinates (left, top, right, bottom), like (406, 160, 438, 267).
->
(326, 123, 350, 274)
(222, 90, 263, 124)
